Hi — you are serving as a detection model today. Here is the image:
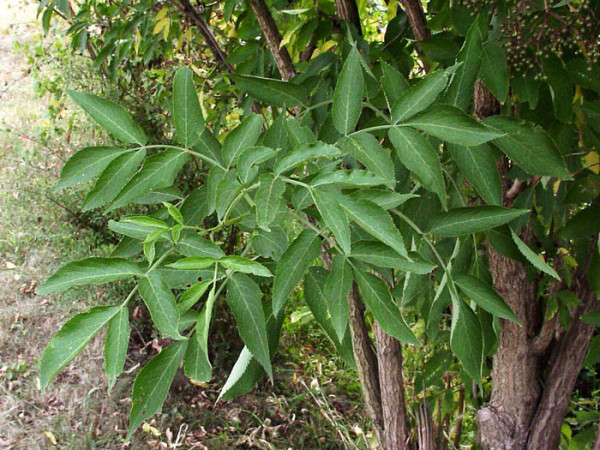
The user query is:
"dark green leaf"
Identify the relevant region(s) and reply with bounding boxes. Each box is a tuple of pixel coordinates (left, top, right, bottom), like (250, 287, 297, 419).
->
(104, 307, 130, 390)
(389, 127, 447, 207)
(273, 230, 321, 315)
(40, 306, 119, 390)
(178, 281, 211, 313)
(402, 105, 503, 146)
(83, 149, 146, 211)
(454, 274, 519, 322)
(128, 340, 188, 438)
(173, 67, 204, 147)
(255, 174, 286, 231)
(480, 39, 509, 103)
(332, 47, 364, 135)
(108, 150, 189, 211)
(427, 206, 529, 237)
(483, 116, 571, 179)
(273, 141, 341, 175)
(222, 114, 263, 168)
(447, 143, 502, 205)
(340, 196, 408, 257)
(510, 229, 560, 280)
(138, 271, 183, 339)
(380, 61, 409, 111)
(250, 228, 288, 261)
(312, 187, 351, 254)
(559, 205, 600, 241)
(353, 269, 418, 345)
(351, 240, 436, 274)
(220, 256, 272, 277)
(177, 235, 225, 259)
(392, 70, 449, 122)
(230, 74, 308, 107)
(37, 258, 143, 295)
(337, 133, 395, 187)
(68, 90, 147, 145)
(56, 147, 135, 190)
(227, 274, 272, 378)
(451, 300, 483, 382)
(324, 256, 352, 340)
(237, 146, 277, 184)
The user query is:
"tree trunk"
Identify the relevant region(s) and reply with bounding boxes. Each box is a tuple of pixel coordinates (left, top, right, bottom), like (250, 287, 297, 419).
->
(335, 0, 362, 34)
(247, 0, 296, 81)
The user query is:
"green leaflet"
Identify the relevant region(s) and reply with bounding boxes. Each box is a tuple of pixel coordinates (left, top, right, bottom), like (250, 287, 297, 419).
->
(37, 257, 143, 295)
(353, 268, 419, 345)
(480, 39, 509, 103)
(391, 70, 449, 123)
(255, 174, 286, 231)
(128, 340, 188, 439)
(83, 149, 146, 211)
(108, 219, 165, 241)
(272, 230, 322, 315)
(184, 325, 211, 383)
(340, 196, 408, 257)
(351, 190, 419, 210)
(180, 187, 210, 226)
(312, 187, 351, 255)
(134, 187, 184, 205)
(388, 126, 447, 208)
(510, 229, 561, 280)
(173, 67, 204, 148)
(311, 169, 388, 188)
(304, 267, 356, 367)
(447, 143, 502, 205)
(581, 311, 600, 328)
(451, 300, 483, 382)
(138, 271, 183, 340)
(104, 307, 130, 391)
(222, 114, 263, 168)
(56, 147, 135, 190)
(230, 74, 308, 107)
(68, 90, 147, 145)
(351, 240, 436, 274)
(215, 173, 241, 220)
(177, 235, 225, 259)
(380, 61, 409, 111)
(337, 133, 395, 187)
(250, 227, 288, 261)
(402, 105, 503, 146)
(483, 116, 571, 179)
(108, 149, 190, 211)
(273, 141, 341, 175)
(284, 118, 316, 147)
(427, 206, 529, 237)
(454, 274, 519, 323)
(237, 146, 277, 184)
(178, 281, 211, 313)
(166, 257, 216, 270)
(227, 274, 272, 379)
(40, 305, 119, 390)
(559, 205, 600, 241)
(332, 46, 364, 135)
(219, 256, 273, 277)
(324, 256, 352, 341)
(193, 128, 224, 168)
(443, 18, 484, 110)
(218, 346, 254, 400)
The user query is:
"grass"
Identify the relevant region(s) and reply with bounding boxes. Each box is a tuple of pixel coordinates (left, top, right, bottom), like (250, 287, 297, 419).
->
(0, 5, 371, 448)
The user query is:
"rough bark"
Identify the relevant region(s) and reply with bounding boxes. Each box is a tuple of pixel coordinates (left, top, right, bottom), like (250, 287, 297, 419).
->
(247, 0, 296, 81)
(398, 0, 430, 41)
(335, 0, 362, 34)
(348, 283, 385, 445)
(477, 247, 540, 449)
(527, 285, 598, 449)
(374, 322, 410, 449)
(476, 82, 542, 449)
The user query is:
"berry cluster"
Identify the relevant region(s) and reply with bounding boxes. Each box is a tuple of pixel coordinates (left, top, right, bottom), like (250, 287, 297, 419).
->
(462, 0, 599, 78)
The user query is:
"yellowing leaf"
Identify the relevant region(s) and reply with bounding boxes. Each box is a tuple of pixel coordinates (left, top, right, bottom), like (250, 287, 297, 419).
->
(155, 7, 169, 21)
(583, 151, 599, 174)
